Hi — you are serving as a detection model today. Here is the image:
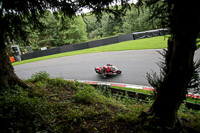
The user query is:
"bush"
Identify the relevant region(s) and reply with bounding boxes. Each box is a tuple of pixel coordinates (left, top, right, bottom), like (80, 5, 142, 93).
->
(73, 85, 113, 105)
(30, 71, 50, 82)
(0, 86, 53, 133)
(1, 72, 199, 132)
(73, 86, 99, 104)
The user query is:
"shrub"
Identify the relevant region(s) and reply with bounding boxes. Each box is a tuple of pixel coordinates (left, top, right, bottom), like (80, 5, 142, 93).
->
(0, 86, 53, 133)
(73, 86, 98, 104)
(30, 71, 50, 82)
(73, 85, 108, 105)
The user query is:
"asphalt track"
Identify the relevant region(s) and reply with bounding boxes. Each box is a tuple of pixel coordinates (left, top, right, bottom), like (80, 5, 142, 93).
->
(14, 49, 200, 87)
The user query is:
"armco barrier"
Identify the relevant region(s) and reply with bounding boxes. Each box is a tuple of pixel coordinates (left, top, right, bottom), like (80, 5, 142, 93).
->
(88, 39, 104, 48)
(60, 45, 74, 53)
(132, 29, 169, 40)
(37, 48, 61, 57)
(20, 28, 169, 61)
(21, 53, 33, 60)
(88, 36, 118, 48)
(45, 47, 60, 56)
(132, 31, 147, 40)
(145, 30, 160, 37)
(33, 50, 48, 58)
(73, 42, 89, 50)
(102, 36, 119, 45)
(91, 84, 200, 110)
(118, 33, 133, 42)
(158, 28, 169, 35)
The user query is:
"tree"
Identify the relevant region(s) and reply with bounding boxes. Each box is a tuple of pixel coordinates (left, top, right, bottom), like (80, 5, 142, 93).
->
(0, 0, 129, 89)
(82, 13, 103, 39)
(19, 11, 87, 50)
(84, 4, 162, 40)
(142, 0, 200, 129)
(39, 12, 88, 46)
(122, 5, 160, 33)
(1, 0, 199, 131)
(62, 16, 88, 44)
(102, 15, 124, 36)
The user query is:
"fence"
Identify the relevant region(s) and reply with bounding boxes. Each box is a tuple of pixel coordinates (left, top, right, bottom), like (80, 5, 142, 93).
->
(92, 84, 200, 110)
(21, 28, 169, 61)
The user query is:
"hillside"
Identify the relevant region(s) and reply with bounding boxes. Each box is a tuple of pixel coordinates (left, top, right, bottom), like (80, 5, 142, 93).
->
(13, 36, 168, 66)
(0, 72, 199, 133)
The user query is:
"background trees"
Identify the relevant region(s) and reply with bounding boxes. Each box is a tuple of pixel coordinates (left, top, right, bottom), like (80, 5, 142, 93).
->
(20, 11, 87, 52)
(37, 11, 87, 46)
(2, 0, 200, 131)
(84, 4, 162, 40)
(0, 0, 130, 88)
(15, 4, 162, 53)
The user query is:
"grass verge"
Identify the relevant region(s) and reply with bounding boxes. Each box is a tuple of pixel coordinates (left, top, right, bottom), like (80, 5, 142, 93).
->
(112, 86, 200, 104)
(0, 71, 199, 133)
(13, 36, 168, 66)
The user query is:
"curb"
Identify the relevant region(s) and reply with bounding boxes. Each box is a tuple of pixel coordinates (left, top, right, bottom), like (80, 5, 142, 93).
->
(65, 79, 153, 90)
(65, 79, 200, 99)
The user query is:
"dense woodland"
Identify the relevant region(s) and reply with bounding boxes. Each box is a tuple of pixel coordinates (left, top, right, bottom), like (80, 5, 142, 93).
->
(1, 0, 200, 132)
(14, 5, 161, 53)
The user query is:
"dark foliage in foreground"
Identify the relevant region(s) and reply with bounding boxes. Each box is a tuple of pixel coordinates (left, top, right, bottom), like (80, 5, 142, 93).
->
(0, 72, 199, 133)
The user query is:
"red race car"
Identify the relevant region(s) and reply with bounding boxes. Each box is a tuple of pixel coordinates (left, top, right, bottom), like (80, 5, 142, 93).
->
(95, 64, 122, 77)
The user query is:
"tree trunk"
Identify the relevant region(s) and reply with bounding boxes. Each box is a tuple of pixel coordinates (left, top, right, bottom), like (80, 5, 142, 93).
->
(144, 1, 200, 129)
(147, 35, 196, 128)
(0, 40, 28, 89)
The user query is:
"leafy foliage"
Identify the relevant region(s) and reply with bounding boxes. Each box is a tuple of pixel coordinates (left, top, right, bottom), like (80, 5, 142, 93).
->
(30, 71, 50, 82)
(84, 4, 162, 40)
(27, 11, 88, 49)
(2, 1, 163, 52)
(0, 86, 52, 132)
(0, 0, 130, 46)
(147, 47, 200, 98)
(0, 72, 199, 132)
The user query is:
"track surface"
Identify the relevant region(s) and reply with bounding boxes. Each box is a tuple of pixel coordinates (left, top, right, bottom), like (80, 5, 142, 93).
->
(14, 49, 200, 87)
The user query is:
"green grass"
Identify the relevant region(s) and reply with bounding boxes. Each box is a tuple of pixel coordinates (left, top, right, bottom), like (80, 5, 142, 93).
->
(112, 86, 200, 104)
(186, 97, 200, 104)
(13, 36, 168, 66)
(1, 72, 200, 132)
(111, 86, 153, 95)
